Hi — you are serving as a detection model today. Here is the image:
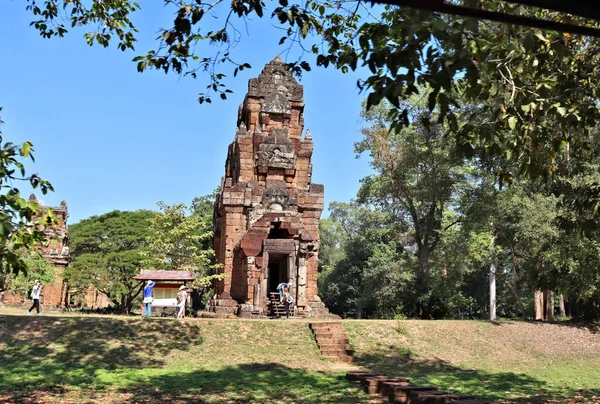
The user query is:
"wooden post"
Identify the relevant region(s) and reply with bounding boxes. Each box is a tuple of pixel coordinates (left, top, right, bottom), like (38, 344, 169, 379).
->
(489, 235, 497, 321)
(489, 261, 496, 321)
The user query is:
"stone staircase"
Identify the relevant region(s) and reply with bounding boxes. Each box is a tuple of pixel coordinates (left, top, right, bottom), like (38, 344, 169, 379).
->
(346, 371, 487, 403)
(309, 322, 354, 362)
(268, 292, 290, 317)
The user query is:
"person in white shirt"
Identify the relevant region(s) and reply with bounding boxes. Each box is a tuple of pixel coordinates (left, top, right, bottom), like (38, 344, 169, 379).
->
(27, 280, 42, 316)
(176, 285, 188, 319)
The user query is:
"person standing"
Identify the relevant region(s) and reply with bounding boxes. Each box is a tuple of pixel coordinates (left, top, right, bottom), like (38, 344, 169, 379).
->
(176, 285, 188, 319)
(27, 280, 42, 316)
(282, 290, 294, 319)
(142, 280, 156, 318)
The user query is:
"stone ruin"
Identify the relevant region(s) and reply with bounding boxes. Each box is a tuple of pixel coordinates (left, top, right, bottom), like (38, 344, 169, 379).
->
(210, 57, 330, 317)
(1, 197, 109, 309)
(2, 196, 70, 306)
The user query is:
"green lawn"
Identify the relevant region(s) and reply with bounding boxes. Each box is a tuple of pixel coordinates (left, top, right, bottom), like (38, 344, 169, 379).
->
(0, 310, 369, 403)
(1, 308, 599, 403)
(345, 319, 600, 403)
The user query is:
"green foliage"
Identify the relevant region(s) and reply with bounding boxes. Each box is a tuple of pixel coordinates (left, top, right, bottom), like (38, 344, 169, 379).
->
(4, 252, 55, 298)
(143, 201, 212, 272)
(357, 95, 469, 279)
(0, 108, 55, 290)
(66, 210, 154, 312)
(142, 200, 224, 288)
(319, 202, 411, 318)
(22, 0, 600, 188)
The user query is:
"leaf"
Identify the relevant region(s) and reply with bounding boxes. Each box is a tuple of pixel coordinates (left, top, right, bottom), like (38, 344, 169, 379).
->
(508, 116, 517, 130)
(20, 142, 32, 158)
(534, 30, 550, 44)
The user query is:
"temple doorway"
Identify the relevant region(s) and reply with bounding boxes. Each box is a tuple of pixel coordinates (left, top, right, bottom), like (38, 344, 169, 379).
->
(267, 254, 288, 294)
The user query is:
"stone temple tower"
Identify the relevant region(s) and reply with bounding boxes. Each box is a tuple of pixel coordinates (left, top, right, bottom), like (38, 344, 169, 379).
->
(210, 56, 329, 317)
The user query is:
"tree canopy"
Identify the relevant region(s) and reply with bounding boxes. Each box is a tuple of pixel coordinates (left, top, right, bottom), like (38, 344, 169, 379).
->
(20, 1, 600, 184)
(66, 209, 155, 313)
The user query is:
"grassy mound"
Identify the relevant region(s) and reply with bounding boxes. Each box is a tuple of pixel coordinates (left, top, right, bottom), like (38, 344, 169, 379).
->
(345, 319, 600, 403)
(1, 308, 599, 403)
(0, 312, 365, 403)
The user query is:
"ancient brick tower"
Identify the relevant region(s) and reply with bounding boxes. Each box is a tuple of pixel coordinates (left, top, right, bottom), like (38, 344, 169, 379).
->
(211, 57, 328, 317)
(2, 197, 70, 307)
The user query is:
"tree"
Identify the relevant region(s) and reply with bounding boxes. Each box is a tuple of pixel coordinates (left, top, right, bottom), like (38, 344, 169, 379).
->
(319, 201, 412, 318)
(143, 201, 213, 273)
(3, 252, 55, 299)
(357, 96, 468, 280)
(0, 108, 54, 293)
(66, 210, 154, 313)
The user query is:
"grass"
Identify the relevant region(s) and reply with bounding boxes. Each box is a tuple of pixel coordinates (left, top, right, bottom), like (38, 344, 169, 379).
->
(1, 307, 599, 403)
(344, 319, 600, 403)
(0, 308, 368, 403)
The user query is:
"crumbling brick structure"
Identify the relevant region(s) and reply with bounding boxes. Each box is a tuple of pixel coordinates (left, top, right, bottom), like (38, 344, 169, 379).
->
(210, 57, 329, 317)
(2, 198, 70, 306)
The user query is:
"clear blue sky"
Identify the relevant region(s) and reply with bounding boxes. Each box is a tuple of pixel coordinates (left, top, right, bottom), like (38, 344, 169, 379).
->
(0, 0, 373, 224)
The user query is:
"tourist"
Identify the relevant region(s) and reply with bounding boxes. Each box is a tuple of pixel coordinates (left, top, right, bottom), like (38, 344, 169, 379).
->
(282, 290, 294, 319)
(276, 282, 289, 302)
(176, 285, 188, 319)
(142, 280, 156, 318)
(27, 280, 42, 316)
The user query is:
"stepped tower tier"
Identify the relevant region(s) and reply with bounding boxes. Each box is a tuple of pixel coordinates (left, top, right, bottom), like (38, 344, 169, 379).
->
(210, 57, 329, 318)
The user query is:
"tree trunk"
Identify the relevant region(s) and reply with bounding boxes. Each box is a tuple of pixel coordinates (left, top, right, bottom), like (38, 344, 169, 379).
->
(507, 251, 526, 319)
(543, 290, 555, 322)
(503, 279, 526, 319)
(534, 290, 544, 320)
(489, 261, 496, 321)
(559, 294, 566, 317)
(419, 244, 430, 278)
(120, 295, 127, 315)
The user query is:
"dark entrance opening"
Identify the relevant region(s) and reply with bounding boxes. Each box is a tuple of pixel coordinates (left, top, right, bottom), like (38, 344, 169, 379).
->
(267, 255, 288, 294)
(268, 222, 290, 239)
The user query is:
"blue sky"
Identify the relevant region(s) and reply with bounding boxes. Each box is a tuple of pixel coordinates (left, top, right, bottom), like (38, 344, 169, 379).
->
(0, 0, 373, 224)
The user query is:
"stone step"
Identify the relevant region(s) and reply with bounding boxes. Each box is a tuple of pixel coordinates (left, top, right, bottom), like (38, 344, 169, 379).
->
(323, 354, 354, 363)
(362, 376, 410, 396)
(346, 371, 383, 382)
(318, 342, 353, 350)
(311, 330, 347, 336)
(312, 331, 346, 338)
(320, 348, 353, 356)
(308, 322, 354, 362)
(387, 386, 438, 404)
(409, 391, 475, 404)
(309, 322, 343, 331)
(313, 335, 349, 344)
(381, 380, 415, 399)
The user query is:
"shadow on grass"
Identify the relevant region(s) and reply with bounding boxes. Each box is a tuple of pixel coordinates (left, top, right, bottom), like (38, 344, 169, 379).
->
(117, 363, 368, 403)
(0, 362, 370, 403)
(353, 349, 600, 403)
(0, 314, 203, 392)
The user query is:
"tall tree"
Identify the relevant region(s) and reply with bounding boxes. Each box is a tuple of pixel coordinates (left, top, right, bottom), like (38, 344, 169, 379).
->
(357, 97, 468, 280)
(319, 202, 409, 318)
(66, 210, 154, 313)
